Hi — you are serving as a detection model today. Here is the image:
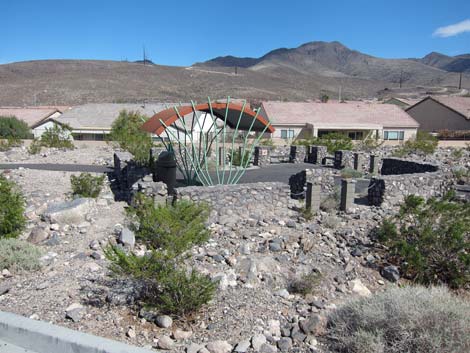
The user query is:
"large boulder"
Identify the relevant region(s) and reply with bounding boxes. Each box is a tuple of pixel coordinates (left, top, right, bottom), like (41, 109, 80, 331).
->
(43, 198, 94, 224)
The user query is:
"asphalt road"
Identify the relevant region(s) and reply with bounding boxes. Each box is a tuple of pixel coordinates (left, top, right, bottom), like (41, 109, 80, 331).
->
(0, 162, 370, 192)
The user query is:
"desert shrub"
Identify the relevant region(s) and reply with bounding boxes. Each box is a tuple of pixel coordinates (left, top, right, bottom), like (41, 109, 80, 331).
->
(375, 193, 470, 288)
(326, 285, 470, 353)
(323, 215, 340, 229)
(230, 148, 252, 167)
(40, 124, 74, 149)
(259, 138, 274, 147)
(320, 187, 340, 212)
(451, 148, 464, 159)
(296, 132, 353, 153)
(70, 173, 105, 198)
(393, 131, 438, 156)
(109, 110, 153, 165)
(0, 116, 31, 139)
(453, 167, 470, 184)
(0, 174, 26, 238)
(129, 194, 209, 256)
(0, 137, 23, 151)
(289, 271, 322, 296)
(356, 134, 383, 153)
(0, 238, 42, 272)
(105, 194, 215, 317)
(340, 168, 363, 179)
(27, 138, 42, 154)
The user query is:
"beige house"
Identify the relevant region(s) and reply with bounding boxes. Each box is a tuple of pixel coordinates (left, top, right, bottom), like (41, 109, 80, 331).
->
(260, 101, 419, 142)
(405, 96, 470, 133)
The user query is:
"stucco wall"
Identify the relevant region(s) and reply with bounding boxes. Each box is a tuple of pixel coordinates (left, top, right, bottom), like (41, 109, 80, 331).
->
(406, 99, 470, 132)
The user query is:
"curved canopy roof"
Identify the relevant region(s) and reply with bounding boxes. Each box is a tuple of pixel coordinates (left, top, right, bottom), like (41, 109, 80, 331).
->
(141, 102, 274, 136)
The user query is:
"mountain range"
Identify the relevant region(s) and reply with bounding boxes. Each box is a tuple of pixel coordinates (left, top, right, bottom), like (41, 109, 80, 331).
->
(0, 41, 468, 106)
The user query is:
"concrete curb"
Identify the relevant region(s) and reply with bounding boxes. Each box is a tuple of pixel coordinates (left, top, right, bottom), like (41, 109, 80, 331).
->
(0, 311, 155, 353)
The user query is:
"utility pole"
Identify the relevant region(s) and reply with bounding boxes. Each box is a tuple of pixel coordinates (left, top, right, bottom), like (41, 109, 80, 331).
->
(235, 66, 238, 75)
(459, 72, 462, 90)
(143, 45, 146, 65)
(399, 70, 403, 89)
(339, 86, 342, 102)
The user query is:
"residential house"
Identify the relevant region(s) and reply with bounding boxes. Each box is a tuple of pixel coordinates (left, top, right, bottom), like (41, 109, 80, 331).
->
(405, 96, 470, 133)
(259, 101, 419, 142)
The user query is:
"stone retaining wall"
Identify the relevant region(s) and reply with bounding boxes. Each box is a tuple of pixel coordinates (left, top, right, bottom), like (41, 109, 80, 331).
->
(368, 171, 453, 207)
(177, 182, 290, 224)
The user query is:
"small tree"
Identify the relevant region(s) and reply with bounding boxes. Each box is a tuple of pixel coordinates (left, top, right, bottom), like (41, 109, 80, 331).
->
(40, 123, 74, 149)
(109, 110, 153, 165)
(0, 174, 26, 239)
(0, 116, 31, 139)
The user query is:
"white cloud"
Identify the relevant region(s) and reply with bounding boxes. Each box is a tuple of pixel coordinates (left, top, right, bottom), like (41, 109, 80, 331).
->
(433, 19, 470, 38)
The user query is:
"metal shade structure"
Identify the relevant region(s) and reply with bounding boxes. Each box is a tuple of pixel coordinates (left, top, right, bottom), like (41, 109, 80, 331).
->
(141, 97, 274, 186)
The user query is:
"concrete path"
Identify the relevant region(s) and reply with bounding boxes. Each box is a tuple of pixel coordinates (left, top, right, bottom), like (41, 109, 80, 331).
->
(0, 163, 112, 173)
(0, 311, 154, 353)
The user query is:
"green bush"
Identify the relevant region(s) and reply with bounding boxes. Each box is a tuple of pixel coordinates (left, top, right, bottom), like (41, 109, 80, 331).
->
(27, 138, 42, 154)
(0, 137, 23, 152)
(289, 271, 322, 296)
(105, 194, 215, 317)
(70, 173, 105, 198)
(0, 238, 42, 272)
(394, 131, 438, 156)
(230, 148, 252, 167)
(326, 285, 470, 353)
(129, 194, 209, 256)
(320, 187, 340, 212)
(40, 124, 74, 149)
(109, 110, 153, 165)
(375, 193, 470, 288)
(0, 174, 26, 238)
(296, 132, 353, 153)
(0, 116, 31, 139)
(340, 168, 363, 179)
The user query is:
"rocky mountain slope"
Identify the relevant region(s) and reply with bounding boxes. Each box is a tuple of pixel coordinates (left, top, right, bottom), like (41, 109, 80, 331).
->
(0, 41, 468, 106)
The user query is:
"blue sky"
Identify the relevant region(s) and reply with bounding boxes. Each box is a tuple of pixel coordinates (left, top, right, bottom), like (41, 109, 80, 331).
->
(1, 0, 469, 65)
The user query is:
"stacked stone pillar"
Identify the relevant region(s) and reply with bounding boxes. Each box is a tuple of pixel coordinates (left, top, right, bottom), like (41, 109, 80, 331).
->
(254, 146, 271, 167)
(340, 178, 356, 212)
(369, 154, 380, 174)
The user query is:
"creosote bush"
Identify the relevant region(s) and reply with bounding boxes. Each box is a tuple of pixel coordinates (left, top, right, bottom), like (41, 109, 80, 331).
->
(0, 238, 42, 272)
(105, 194, 215, 317)
(230, 148, 252, 167)
(296, 132, 353, 153)
(109, 110, 153, 166)
(326, 285, 470, 353)
(375, 192, 470, 288)
(129, 193, 209, 255)
(0, 174, 26, 238)
(289, 271, 322, 296)
(70, 173, 105, 198)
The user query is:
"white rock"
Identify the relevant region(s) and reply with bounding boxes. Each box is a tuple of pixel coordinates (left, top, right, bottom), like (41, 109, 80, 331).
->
(350, 279, 371, 297)
(268, 319, 281, 337)
(157, 335, 174, 350)
(251, 334, 267, 351)
(156, 315, 173, 328)
(206, 340, 232, 353)
(173, 328, 192, 340)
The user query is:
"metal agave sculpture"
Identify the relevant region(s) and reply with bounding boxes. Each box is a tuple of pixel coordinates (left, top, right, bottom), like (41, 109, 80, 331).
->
(155, 97, 272, 186)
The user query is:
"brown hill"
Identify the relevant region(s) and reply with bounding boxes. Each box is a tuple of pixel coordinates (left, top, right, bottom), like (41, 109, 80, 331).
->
(0, 41, 468, 106)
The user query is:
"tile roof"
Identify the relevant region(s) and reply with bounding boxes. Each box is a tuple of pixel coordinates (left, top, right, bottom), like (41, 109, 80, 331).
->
(261, 101, 419, 128)
(0, 107, 60, 127)
(58, 103, 176, 130)
(430, 96, 470, 120)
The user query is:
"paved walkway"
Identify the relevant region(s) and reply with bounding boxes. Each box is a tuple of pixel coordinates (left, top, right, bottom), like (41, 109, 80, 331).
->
(0, 163, 112, 173)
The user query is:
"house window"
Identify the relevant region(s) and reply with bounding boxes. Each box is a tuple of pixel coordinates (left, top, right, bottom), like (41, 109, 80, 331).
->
(384, 131, 405, 140)
(281, 129, 294, 139)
